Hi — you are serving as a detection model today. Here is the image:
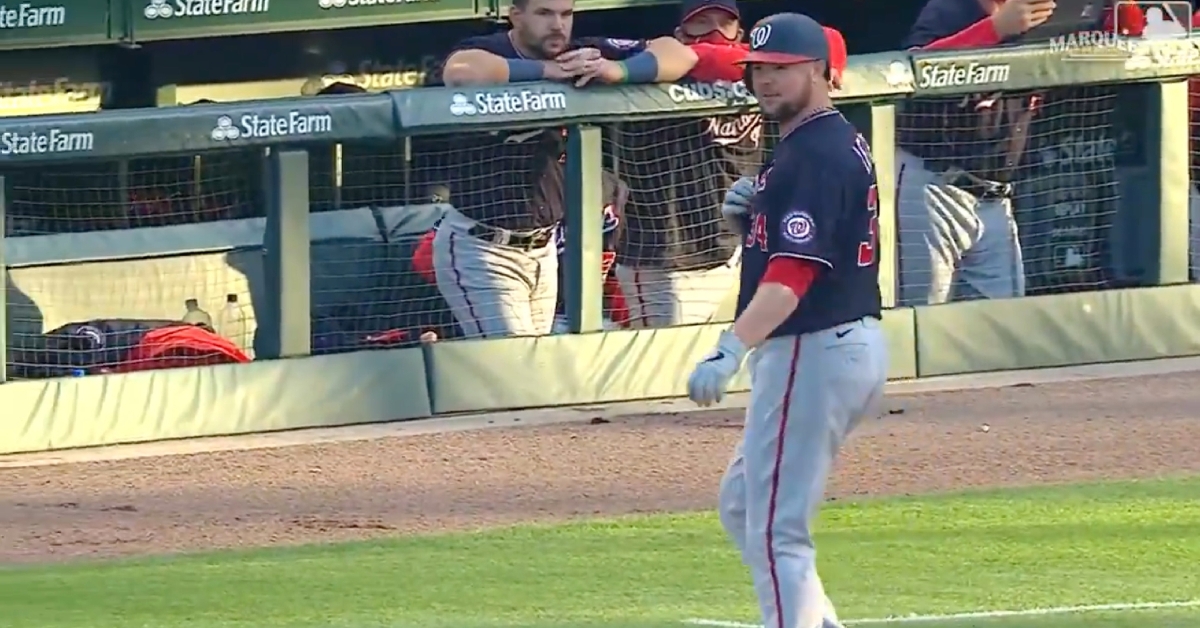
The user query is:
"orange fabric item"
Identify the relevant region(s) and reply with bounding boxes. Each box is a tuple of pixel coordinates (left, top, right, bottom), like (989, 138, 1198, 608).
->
(109, 325, 250, 373)
(412, 230, 436, 284)
(761, 257, 818, 299)
(920, 17, 1002, 50)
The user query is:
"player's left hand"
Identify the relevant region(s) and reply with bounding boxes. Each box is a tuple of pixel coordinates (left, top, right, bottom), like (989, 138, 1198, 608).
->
(570, 58, 628, 87)
(687, 330, 748, 407)
(555, 48, 606, 85)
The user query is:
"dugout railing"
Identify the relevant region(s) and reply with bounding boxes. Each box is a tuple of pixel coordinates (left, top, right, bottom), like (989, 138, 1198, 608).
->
(0, 39, 1197, 455)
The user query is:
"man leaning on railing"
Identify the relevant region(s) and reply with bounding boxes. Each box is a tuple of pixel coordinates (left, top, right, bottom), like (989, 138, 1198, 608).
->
(414, 0, 697, 340)
(895, 0, 1144, 305)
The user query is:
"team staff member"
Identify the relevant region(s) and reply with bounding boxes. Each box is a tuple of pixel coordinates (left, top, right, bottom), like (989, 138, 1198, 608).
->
(612, 0, 848, 329)
(685, 14, 887, 628)
(610, 0, 756, 329)
(420, 0, 697, 338)
(897, 0, 1145, 305)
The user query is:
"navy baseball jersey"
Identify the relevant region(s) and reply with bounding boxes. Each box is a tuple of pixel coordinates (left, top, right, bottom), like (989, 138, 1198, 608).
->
(735, 110, 882, 337)
(414, 33, 648, 230)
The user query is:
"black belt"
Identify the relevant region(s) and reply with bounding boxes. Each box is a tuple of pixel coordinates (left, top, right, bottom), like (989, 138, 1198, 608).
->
(467, 223, 553, 250)
(900, 146, 1014, 199)
(944, 172, 1013, 200)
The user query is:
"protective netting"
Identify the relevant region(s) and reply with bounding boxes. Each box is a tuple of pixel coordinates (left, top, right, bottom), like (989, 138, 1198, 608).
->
(895, 85, 1122, 306)
(5, 151, 262, 236)
(1, 142, 450, 379)
(601, 115, 762, 328)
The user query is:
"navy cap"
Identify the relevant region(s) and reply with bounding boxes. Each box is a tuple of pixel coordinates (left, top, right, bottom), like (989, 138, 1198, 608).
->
(679, 0, 739, 24)
(739, 12, 830, 66)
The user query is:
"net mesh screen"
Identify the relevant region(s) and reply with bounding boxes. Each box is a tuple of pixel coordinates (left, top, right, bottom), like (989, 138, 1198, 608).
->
(601, 115, 762, 328)
(896, 85, 1121, 305)
(1, 142, 457, 380)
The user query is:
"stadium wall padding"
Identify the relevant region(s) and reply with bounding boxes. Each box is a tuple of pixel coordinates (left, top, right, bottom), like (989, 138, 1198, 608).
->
(0, 346, 431, 455)
(424, 308, 918, 415)
(8, 287, 1200, 454)
(913, 284, 1200, 378)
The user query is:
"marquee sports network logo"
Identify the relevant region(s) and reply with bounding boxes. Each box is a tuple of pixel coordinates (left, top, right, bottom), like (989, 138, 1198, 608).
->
(1050, 1, 1196, 61)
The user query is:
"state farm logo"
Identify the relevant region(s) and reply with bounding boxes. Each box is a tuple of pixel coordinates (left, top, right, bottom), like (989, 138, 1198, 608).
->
(450, 90, 567, 116)
(211, 111, 333, 140)
(144, 0, 270, 20)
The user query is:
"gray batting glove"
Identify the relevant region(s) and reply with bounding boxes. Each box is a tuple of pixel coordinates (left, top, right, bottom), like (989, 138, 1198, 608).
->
(687, 330, 749, 407)
(721, 177, 756, 234)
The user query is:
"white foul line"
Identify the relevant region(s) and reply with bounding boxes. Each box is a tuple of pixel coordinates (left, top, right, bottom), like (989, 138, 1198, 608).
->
(683, 599, 1200, 626)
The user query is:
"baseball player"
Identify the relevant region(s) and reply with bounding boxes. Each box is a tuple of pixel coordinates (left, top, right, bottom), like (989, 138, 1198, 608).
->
(417, 0, 698, 338)
(609, 0, 757, 329)
(685, 13, 887, 628)
(898, 0, 1146, 305)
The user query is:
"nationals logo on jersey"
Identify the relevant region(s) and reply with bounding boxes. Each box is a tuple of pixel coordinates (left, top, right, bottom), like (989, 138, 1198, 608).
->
(782, 210, 815, 244)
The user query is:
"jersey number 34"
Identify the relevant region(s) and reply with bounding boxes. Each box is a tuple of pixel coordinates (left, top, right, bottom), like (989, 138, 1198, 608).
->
(857, 183, 879, 267)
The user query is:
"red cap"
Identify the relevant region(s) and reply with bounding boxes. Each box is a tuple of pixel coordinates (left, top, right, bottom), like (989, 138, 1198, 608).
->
(823, 26, 847, 75)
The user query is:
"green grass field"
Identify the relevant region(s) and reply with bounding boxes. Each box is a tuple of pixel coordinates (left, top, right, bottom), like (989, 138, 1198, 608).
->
(2, 477, 1198, 628)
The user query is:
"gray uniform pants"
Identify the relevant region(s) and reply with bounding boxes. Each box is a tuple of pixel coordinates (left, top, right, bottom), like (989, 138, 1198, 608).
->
(614, 249, 741, 328)
(718, 317, 888, 628)
(896, 149, 1026, 306)
(431, 208, 557, 338)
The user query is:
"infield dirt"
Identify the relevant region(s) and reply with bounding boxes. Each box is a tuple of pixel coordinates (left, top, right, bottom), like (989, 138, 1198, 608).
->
(2, 371, 1199, 564)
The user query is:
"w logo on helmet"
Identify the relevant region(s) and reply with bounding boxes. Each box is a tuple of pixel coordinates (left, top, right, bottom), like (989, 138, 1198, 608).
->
(749, 24, 772, 49)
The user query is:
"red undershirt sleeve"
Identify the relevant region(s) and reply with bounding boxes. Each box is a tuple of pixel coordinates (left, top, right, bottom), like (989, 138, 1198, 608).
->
(919, 18, 1002, 50)
(760, 257, 819, 300)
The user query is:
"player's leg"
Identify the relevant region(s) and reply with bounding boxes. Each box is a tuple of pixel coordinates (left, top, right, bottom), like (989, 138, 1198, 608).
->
(671, 250, 742, 325)
(528, 242, 558, 335)
(741, 319, 888, 628)
(614, 264, 675, 328)
(720, 436, 845, 628)
(955, 196, 1025, 300)
(431, 213, 537, 337)
(718, 438, 749, 558)
(896, 151, 967, 306)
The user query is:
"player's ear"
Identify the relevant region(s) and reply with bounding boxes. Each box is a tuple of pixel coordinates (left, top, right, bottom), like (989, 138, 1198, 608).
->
(673, 25, 684, 40)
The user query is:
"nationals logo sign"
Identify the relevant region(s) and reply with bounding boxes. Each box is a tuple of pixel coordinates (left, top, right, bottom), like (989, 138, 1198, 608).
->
(708, 114, 762, 147)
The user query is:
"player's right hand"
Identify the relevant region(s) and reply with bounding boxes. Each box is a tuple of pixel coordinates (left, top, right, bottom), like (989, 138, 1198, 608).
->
(687, 330, 748, 407)
(992, 0, 1057, 38)
(722, 177, 755, 217)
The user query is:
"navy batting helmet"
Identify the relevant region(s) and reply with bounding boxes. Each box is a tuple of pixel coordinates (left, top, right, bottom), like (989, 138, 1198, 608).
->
(739, 12, 830, 66)
(739, 13, 831, 96)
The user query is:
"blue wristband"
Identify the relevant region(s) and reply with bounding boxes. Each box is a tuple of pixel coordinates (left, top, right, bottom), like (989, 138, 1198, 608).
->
(618, 51, 659, 84)
(506, 58, 546, 83)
